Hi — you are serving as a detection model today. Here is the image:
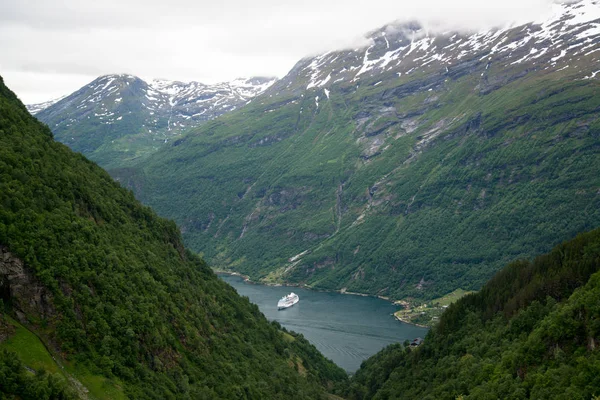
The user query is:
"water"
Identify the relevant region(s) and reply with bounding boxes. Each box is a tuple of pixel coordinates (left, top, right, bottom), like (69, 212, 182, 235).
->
(219, 274, 428, 373)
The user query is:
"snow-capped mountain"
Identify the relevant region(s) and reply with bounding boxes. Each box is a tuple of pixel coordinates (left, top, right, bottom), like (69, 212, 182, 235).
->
(26, 95, 67, 115)
(31, 74, 276, 167)
(271, 0, 599, 98)
(143, 76, 277, 132)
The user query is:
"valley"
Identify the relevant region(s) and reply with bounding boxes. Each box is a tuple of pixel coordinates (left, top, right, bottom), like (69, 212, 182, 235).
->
(3, 0, 600, 398)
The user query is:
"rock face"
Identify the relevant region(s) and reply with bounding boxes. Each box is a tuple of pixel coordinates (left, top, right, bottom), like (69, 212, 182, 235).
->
(0, 246, 54, 323)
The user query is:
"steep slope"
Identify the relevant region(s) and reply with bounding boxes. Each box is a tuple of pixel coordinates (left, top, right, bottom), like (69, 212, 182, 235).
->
(0, 76, 345, 399)
(341, 227, 600, 399)
(126, 0, 600, 302)
(31, 74, 276, 168)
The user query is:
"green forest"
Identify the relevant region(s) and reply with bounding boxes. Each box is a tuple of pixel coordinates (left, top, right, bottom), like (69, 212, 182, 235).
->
(341, 227, 600, 399)
(0, 76, 346, 399)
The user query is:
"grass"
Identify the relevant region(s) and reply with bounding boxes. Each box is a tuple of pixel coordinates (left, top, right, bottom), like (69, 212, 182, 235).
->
(66, 365, 127, 400)
(0, 315, 61, 374)
(0, 315, 126, 400)
(282, 332, 296, 343)
(431, 289, 476, 307)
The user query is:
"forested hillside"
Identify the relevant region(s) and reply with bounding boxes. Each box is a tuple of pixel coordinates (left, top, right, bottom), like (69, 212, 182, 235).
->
(0, 76, 346, 399)
(342, 227, 600, 399)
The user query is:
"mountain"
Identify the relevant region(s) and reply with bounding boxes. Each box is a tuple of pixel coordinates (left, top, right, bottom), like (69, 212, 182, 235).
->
(341, 227, 600, 399)
(0, 76, 345, 399)
(26, 95, 66, 115)
(121, 0, 600, 305)
(276, 0, 600, 93)
(31, 74, 276, 168)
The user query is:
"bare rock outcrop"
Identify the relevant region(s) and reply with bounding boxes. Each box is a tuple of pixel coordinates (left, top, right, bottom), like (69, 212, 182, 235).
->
(0, 245, 55, 324)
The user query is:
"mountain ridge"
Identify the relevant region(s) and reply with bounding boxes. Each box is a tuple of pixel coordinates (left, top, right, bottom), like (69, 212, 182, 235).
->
(270, 0, 600, 97)
(30, 73, 276, 168)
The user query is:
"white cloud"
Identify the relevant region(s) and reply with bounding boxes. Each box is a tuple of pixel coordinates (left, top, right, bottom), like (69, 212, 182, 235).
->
(1, 0, 559, 103)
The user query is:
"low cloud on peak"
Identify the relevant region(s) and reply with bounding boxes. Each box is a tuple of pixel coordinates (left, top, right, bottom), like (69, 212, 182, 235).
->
(1, 0, 566, 103)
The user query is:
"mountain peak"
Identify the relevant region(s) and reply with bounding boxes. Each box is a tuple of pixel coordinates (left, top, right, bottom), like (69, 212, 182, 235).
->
(98, 73, 139, 80)
(277, 0, 599, 94)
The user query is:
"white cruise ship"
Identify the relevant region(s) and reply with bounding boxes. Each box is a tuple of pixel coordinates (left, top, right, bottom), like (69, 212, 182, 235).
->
(277, 292, 299, 310)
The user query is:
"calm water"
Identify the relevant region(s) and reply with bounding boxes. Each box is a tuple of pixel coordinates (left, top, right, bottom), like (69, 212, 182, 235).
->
(219, 275, 428, 372)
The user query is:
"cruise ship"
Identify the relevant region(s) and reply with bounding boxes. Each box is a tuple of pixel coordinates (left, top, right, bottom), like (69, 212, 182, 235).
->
(277, 292, 299, 310)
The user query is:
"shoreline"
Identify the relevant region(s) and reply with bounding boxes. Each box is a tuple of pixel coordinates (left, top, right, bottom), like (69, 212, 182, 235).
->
(215, 270, 430, 329)
(393, 314, 429, 329)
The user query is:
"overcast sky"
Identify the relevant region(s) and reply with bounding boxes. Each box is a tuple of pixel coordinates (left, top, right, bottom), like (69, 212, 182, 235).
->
(1, 0, 559, 103)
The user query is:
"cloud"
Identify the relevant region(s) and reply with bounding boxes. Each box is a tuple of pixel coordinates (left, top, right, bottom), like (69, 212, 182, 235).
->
(1, 0, 559, 103)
